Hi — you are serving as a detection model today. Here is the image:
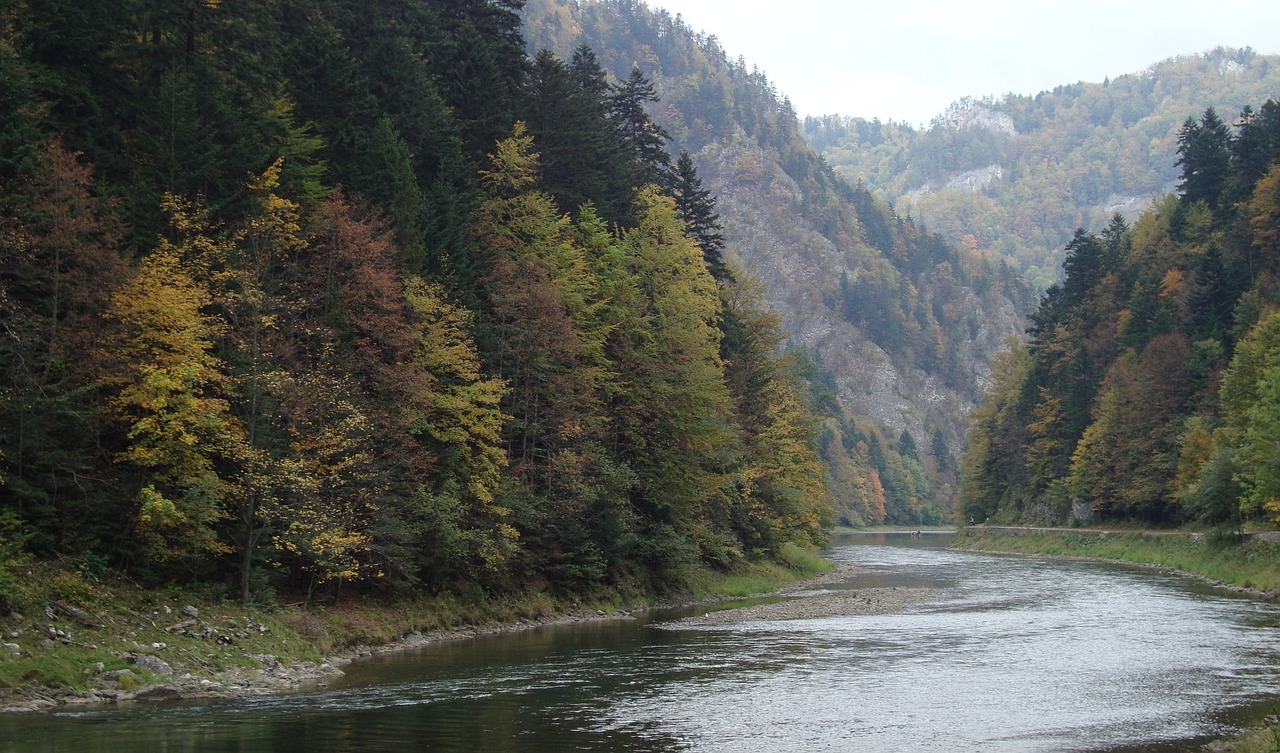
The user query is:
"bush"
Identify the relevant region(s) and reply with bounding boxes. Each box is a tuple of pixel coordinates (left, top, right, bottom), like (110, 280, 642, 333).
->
(0, 511, 31, 612)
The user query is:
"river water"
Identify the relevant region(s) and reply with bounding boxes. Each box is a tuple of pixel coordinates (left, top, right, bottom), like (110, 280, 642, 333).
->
(4, 532, 1280, 753)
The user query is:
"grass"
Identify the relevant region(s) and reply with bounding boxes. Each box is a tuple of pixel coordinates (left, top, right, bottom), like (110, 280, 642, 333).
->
(679, 543, 833, 599)
(953, 528, 1280, 592)
(0, 562, 317, 692)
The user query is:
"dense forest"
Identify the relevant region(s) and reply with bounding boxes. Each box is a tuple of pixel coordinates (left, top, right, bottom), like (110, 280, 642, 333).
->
(805, 48, 1280, 290)
(959, 97, 1280, 529)
(521, 0, 1034, 527)
(0, 0, 840, 605)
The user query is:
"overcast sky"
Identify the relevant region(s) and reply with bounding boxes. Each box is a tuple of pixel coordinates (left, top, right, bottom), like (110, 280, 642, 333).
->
(648, 0, 1280, 127)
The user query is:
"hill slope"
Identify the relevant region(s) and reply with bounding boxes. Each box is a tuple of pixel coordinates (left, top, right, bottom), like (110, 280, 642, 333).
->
(805, 47, 1280, 289)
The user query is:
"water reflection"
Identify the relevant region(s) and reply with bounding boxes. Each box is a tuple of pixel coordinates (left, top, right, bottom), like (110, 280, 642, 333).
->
(3, 533, 1280, 753)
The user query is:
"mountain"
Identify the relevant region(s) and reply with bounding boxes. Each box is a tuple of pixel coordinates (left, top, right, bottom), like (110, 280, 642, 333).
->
(804, 47, 1280, 289)
(521, 0, 1034, 525)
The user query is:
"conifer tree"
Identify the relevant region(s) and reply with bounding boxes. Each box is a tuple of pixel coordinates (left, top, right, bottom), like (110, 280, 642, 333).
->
(609, 66, 673, 191)
(1176, 108, 1233, 214)
(671, 149, 728, 280)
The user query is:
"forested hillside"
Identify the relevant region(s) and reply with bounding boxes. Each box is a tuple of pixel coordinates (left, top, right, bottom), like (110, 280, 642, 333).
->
(521, 0, 1034, 526)
(805, 48, 1280, 290)
(959, 98, 1280, 529)
(0, 0, 837, 605)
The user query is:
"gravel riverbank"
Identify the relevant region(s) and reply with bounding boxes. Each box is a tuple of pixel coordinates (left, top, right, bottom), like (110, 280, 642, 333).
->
(665, 563, 938, 627)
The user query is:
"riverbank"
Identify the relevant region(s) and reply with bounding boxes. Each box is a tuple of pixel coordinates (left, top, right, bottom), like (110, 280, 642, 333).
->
(953, 526, 1280, 597)
(953, 526, 1280, 753)
(0, 544, 833, 713)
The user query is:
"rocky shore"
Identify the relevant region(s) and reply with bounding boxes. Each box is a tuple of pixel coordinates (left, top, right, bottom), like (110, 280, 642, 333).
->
(0, 606, 641, 714)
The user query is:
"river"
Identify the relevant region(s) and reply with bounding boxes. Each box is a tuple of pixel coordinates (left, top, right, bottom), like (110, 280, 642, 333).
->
(4, 532, 1280, 752)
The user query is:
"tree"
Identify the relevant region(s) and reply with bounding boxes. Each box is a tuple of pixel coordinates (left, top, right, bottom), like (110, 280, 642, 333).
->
(1060, 228, 1106, 309)
(671, 149, 728, 279)
(0, 141, 130, 553)
(1068, 334, 1192, 521)
(107, 197, 245, 567)
(1220, 313, 1280, 520)
(1188, 243, 1233, 344)
(1246, 164, 1280, 291)
(221, 159, 308, 602)
(434, 0, 530, 160)
(523, 49, 631, 222)
(404, 276, 507, 506)
(268, 369, 385, 598)
(609, 66, 673, 191)
(721, 273, 830, 550)
(609, 185, 737, 564)
(472, 124, 603, 481)
(1176, 108, 1232, 214)
(959, 343, 1033, 523)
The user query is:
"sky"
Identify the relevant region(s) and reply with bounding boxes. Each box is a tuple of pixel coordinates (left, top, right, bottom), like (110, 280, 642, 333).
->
(647, 0, 1280, 127)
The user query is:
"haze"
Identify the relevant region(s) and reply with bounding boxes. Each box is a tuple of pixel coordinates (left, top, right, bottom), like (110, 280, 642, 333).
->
(652, 0, 1280, 126)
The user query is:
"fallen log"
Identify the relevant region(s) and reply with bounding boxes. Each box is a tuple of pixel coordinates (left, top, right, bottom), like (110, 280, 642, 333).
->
(49, 601, 101, 628)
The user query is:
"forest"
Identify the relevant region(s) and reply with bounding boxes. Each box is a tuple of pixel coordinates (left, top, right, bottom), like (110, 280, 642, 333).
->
(520, 0, 1034, 529)
(959, 98, 1280, 530)
(0, 0, 836, 606)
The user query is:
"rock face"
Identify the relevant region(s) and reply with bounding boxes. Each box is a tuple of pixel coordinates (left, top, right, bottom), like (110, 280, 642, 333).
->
(906, 164, 1003, 202)
(934, 100, 1018, 136)
(697, 136, 1023, 443)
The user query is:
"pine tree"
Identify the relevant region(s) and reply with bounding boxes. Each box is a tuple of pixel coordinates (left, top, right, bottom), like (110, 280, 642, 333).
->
(671, 150, 728, 280)
(1176, 108, 1232, 214)
(609, 66, 673, 191)
(523, 49, 629, 221)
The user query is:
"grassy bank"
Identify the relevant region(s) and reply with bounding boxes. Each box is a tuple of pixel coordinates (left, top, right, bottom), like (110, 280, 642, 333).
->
(0, 543, 830, 706)
(953, 527, 1280, 594)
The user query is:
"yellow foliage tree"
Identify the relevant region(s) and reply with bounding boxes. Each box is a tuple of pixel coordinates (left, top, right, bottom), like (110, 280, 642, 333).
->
(108, 200, 245, 563)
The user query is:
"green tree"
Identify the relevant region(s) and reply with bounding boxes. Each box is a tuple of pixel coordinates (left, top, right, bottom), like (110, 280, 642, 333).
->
(1220, 313, 1280, 520)
(609, 186, 737, 568)
(0, 141, 130, 554)
(1176, 107, 1232, 215)
(609, 66, 673, 191)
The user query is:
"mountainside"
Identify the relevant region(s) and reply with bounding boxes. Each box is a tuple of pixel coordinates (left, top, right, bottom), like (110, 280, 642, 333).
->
(805, 47, 1280, 289)
(522, 0, 1034, 524)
